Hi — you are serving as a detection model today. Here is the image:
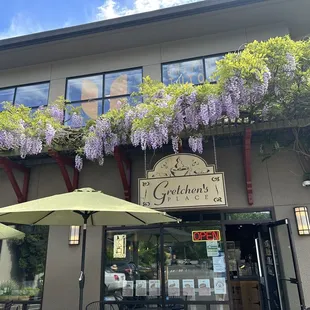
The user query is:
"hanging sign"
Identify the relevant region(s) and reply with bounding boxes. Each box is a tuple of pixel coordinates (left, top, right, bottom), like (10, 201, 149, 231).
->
(192, 230, 221, 242)
(138, 154, 227, 209)
(113, 234, 126, 258)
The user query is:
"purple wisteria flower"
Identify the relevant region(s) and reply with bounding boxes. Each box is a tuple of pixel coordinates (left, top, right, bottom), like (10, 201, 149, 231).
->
(49, 105, 64, 123)
(75, 155, 83, 171)
(45, 124, 56, 146)
(71, 113, 84, 128)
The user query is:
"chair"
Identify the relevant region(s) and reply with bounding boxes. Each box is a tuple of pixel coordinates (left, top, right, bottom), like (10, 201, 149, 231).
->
(4, 301, 13, 310)
(86, 301, 117, 310)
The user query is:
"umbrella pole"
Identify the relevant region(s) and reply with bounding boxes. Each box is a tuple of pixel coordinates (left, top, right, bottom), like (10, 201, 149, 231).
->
(79, 215, 88, 310)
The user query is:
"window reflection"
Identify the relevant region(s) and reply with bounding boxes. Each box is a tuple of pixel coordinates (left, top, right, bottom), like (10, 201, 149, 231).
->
(65, 101, 103, 127)
(104, 226, 229, 306)
(164, 226, 229, 302)
(205, 55, 224, 82)
(0, 88, 15, 111)
(15, 83, 49, 108)
(162, 55, 225, 86)
(162, 59, 204, 85)
(105, 229, 161, 303)
(65, 69, 142, 126)
(104, 96, 142, 113)
(104, 69, 142, 97)
(67, 75, 102, 102)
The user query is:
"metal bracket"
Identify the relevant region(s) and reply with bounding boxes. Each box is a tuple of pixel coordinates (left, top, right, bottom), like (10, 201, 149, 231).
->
(244, 128, 253, 205)
(48, 150, 79, 192)
(0, 158, 30, 203)
(114, 146, 131, 201)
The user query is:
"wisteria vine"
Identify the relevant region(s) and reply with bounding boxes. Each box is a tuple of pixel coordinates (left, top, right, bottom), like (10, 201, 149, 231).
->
(0, 36, 309, 171)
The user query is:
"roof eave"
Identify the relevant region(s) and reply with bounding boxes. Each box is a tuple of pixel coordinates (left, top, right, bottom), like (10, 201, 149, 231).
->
(0, 0, 264, 51)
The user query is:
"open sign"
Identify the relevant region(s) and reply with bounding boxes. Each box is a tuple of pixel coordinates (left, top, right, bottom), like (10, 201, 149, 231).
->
(192, 230, 221, 242)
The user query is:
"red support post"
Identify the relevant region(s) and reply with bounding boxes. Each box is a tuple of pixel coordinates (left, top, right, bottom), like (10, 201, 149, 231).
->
(48, 150, 79, 192)
(178, 141, 183, 153)
(244, 128, 253, 205)
(0, 158, 30, 203)
(114, 147, 131, 201)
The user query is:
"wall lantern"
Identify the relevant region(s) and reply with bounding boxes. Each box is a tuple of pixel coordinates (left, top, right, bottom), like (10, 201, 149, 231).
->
(294, 207, 310, 235)
(69, 225, 80, 245)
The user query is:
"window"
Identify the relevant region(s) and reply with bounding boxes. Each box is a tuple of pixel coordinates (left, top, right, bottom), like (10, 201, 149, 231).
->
(162, 54, 225, 85)
(65, 68, 142, 127)
(0, 82, 50, 111)
(205, 55, 224, 82)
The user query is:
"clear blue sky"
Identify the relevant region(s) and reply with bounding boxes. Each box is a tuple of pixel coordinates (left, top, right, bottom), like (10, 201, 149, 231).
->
(0, 0, 203, 40)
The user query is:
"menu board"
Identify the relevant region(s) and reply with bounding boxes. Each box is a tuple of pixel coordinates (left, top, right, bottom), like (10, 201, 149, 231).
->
(149, 280, 160, 296)
(136, 280, 147, 296)
(182, 279, 195, 296)
(168, 279, 180, 296)
(214, 278, 226, 295)
(198, 279, 211, 296)
(123, 281, 134, 297)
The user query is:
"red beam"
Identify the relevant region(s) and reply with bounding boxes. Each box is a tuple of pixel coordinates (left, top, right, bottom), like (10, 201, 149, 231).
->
(178, 140, 183, 153)
(114, 147, 131, 201)
(244, 128, 253, 205)
(0, 158, 30, 203)
(48, 150, 79, 192)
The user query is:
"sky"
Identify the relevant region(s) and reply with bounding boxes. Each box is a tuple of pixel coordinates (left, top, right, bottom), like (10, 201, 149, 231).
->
(0, 0, 204, 40)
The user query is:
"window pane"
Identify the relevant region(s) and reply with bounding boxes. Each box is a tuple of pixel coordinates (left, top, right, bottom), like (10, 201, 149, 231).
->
(162, 59, 204, 85)
(205, 55, 224, 82)
(105, 228, 162, 306)
(65, 100, 102, 127)
(67, 75, 103, 102)
(104, 69, 142, 97)
(164, 226, 229, 302)
(15, 83, 49, 108)
(0, 88, 15, 111)
(104, 96, 142, 113)
(226, 211, 272, 221)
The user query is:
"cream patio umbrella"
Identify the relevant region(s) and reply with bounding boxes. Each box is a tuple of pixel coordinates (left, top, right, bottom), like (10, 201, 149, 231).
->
(0, 223, 25, 240)
(0, 187, 180, 310)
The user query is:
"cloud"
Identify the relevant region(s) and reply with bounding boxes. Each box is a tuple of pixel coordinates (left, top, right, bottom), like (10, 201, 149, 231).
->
(96, 0, 203, 20)
(0, 13, 73, 40)
(0, 13, 44, 40)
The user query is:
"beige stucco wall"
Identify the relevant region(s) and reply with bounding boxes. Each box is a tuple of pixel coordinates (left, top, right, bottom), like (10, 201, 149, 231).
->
(0, 23, 288, 94)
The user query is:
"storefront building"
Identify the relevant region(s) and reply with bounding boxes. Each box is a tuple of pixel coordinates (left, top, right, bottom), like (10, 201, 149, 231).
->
(1, 0, 310, 310)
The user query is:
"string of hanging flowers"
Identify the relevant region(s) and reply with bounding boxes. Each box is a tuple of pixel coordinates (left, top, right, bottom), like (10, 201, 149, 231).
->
(0, 36, 309, 171)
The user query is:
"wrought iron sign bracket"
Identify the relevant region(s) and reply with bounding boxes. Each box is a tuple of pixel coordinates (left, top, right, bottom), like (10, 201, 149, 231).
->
(114, 147, 131, 201)
(244, 128, 253, 205)
(49, 150, 79, 192)
(0, 158, 30, 203)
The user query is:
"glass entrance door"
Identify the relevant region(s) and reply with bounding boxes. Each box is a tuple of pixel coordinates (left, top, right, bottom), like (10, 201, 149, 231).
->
(258, 219, 305, 310)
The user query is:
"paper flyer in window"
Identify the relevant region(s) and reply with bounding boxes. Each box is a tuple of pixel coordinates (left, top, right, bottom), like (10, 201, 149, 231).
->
(214, 278, 226, 295)
(168, 279, 180, 297)
(198, 279, 211, 296)
(182, 279, 195, 296)
(212, 256, 226, 273)
(122, 280, 134, 297)
(136, 280, 147, 296)
(113, 234, 126, 258)
(149, 280, 160, 296)
(206, 241, 219, 257)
